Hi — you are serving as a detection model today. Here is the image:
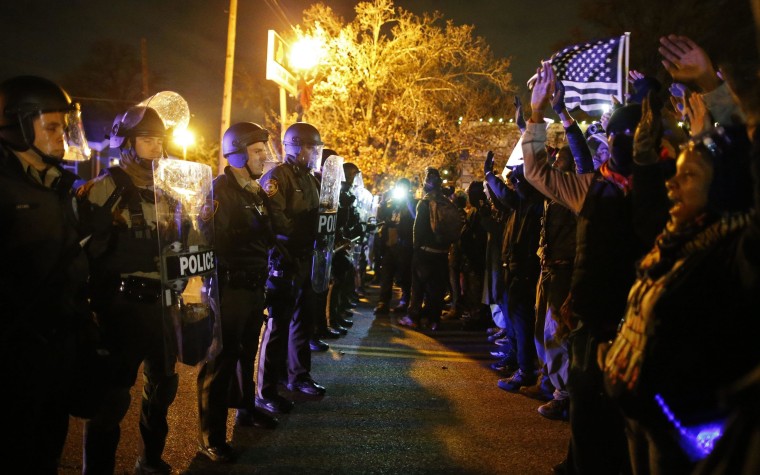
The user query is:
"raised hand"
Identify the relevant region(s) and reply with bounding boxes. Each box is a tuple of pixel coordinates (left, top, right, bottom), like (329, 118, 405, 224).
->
(659, 35, 721, 92)
(484, 150, 495, 176)
(530, 61, 555, 123)
(633, 92, 663, 164)
(551, 79, 567, 115)
(628, 70, 645, 83)
(514, 96, 526, 132)
(683, 92, 712, 136)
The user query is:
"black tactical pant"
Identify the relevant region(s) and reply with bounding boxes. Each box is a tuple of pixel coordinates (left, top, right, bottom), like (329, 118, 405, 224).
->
(258, 257, 314, 399)
(198, 277, 266, 448)
(4, 325, 76, 474)
(83, 292, 178, 474)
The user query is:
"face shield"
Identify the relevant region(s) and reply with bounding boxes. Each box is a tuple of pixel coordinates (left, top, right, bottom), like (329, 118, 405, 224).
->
(32, 107, 90, 162)
(243, 139, 280, 176)
(351, 171, 365, 196)
(293, 143, 324, 172)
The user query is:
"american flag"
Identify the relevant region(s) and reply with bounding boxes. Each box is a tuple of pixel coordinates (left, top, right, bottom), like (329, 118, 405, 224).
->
(550, 36, 627, 115)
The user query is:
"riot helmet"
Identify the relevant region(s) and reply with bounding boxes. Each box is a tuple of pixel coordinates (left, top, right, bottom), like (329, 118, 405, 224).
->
(282, 122, 324, 172)
(110, 106, 167, 163)
(222, 122, 278, 177)
(343, 162, 360, 188)
(0, 75, 90, 165)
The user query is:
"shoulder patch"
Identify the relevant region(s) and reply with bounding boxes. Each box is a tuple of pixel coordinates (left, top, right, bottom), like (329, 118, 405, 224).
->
(263, 178, 279, 197)
(201, 200, 218, 222)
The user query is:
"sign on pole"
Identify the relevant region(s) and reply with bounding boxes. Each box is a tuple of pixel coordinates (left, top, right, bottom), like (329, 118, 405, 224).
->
(267, 30, 298, 95)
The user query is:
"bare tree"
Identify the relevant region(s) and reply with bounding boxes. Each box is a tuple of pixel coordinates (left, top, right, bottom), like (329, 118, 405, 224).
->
(282, 0, 514, 185)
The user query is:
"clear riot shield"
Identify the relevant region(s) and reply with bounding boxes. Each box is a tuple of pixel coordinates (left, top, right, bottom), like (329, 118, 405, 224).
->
(153, 158, 222, 366)
(353, 178, 375, 281)
(138, 91, 191, 132)
(312, 155, 344, 292)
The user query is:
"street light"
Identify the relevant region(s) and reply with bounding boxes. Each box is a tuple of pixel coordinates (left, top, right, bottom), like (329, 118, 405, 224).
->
(289, 36, 325, 72)
(173, 128, 195, 160)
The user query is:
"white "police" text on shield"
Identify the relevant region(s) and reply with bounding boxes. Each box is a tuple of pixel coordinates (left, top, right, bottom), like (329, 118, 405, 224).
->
(179, 251, 216, 276)
(318, 213, 337, 234)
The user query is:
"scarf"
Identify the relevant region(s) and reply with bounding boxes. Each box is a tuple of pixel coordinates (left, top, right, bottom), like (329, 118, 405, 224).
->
(120, 153, 154, 188)
(599, 160, 632, 194)
(638, 212, 751, 280)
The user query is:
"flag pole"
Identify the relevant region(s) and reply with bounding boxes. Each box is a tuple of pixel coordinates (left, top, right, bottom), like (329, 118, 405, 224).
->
(622, 32, 631, 105)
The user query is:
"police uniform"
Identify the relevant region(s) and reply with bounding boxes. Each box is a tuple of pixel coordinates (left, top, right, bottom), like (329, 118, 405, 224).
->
(257, 160, 320, 399)
(0, 146, 90, 472)
(81, 165, 179, 474)
(197, 166, 273, 450)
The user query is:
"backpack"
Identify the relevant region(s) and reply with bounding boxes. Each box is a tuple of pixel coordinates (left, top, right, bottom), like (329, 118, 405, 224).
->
(428, 195, 465, 245)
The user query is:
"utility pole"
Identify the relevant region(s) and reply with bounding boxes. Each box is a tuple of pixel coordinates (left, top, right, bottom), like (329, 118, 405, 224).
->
(219, 0, 238, 174)
(141, 38, 149, 98)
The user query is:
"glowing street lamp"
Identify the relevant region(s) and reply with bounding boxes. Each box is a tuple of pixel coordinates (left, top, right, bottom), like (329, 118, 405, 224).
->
(289, 36, 325, 72)
(173, 128, 195, 160)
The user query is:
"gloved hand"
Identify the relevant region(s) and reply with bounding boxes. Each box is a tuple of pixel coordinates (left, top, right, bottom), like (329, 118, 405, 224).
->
(633, 91, 663, 165)
(627, 70, 661, 104)
(551, 80, 567, 115)
(514, 96, 526, 132)
(484, 151, 495, 176)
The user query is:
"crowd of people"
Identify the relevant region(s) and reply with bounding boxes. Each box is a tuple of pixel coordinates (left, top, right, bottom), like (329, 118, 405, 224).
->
(375, 31, 760, 474)
(3, 10, 760, 475)
(367, 30, 760, 475)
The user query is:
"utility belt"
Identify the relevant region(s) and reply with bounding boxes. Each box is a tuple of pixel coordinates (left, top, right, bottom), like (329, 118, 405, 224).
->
(223, 269, 268, 289)
(118, 275, 162, 304)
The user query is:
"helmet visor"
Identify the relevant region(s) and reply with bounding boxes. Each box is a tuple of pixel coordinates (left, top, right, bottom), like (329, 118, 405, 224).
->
(62, 107, 90, 161)
(302, 143, 324, 172)
(262, 139, 282, 172)
(35, 107, 90, 162)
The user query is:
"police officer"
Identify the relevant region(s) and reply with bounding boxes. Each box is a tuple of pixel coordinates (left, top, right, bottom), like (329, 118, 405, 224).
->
(79, 106, 178, 474)
(329, 162, 363, 329)
(196, 122, 279, 463)
(0, 75, 93, 473)
(256, 122, 325, 414)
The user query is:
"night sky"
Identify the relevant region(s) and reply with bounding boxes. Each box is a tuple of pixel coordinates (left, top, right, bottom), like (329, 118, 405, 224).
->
(0, 0, 586, 140)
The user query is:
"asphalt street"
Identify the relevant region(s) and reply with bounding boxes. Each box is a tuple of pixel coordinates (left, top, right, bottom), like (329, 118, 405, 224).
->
(59, 283, 569, 474)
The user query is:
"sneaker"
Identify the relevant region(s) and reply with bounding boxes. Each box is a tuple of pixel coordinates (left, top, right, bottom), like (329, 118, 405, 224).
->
(134, 457, 171, 475)
(441, 308, 461, 320)
(486, 327, 503, 336)
(519, 383, 554, 402)
(538, 398, 569, 421)
(486, 328, 506, 341)
(198, 442, 236, 463)
(493, 337, 511, 346)
(490, 349, 514, 359)
(398, 315, 417, 329)
(497, 369, 533, 392)
(489, 356, 517, 373)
